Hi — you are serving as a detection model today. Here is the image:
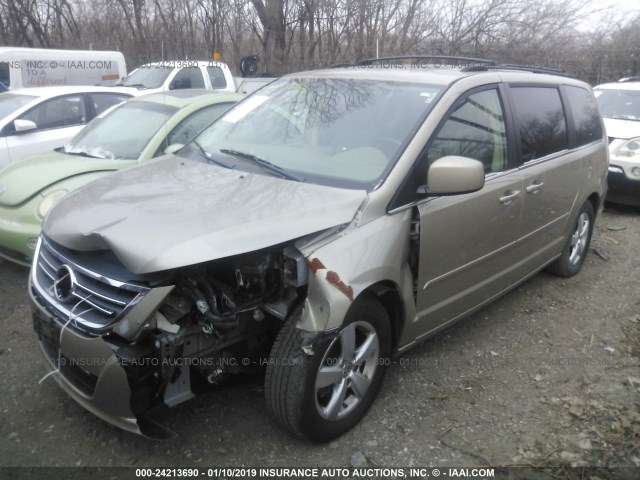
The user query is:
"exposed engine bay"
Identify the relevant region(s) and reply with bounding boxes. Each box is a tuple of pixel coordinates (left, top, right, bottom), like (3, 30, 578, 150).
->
(31, 237, 309, 435)
(124, 247, 306, 415)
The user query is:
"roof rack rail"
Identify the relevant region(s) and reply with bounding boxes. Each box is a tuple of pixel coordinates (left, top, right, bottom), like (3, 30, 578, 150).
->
(331, 55, 496, 68)
(618, 76, 640, 83)
(462, 63, 574, 78)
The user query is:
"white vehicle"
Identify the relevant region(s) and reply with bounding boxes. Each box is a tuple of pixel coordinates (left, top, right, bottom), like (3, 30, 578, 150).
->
(119, 60, 236, 94)
(119, 60, 274, 95)
(0, 86, 136, 167)
(594, 79, 640, 206)
(0, 47, 127, 91)
(234, 76, 276, 95)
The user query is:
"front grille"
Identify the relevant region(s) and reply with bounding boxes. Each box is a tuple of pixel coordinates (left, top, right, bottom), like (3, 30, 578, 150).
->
(32, 236, 150, 334)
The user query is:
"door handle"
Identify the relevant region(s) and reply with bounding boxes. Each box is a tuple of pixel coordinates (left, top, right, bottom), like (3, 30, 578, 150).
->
(526, 181, 544, 194)
(499, 190, 521, 205)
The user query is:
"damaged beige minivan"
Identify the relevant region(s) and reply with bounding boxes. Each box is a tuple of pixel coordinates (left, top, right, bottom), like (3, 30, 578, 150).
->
(30, 58, 608, 441)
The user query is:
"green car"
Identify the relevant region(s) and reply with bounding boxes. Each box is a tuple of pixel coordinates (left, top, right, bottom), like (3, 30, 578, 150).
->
(0, 89, 242, 266)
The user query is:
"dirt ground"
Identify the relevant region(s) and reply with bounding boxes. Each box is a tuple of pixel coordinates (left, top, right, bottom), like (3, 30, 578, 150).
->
(0, 205, 639, 475)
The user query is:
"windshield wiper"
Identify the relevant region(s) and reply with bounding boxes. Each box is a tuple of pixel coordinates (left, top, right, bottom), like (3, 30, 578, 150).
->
(122, 83, 148, 89)
(189, 141, 232, 168)
(219, 148, 303, 181)
(63, 149, 103, 159)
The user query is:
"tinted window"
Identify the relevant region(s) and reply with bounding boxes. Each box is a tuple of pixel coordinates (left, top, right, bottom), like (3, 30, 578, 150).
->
(20, 95, 86, 130)
(171, 67, 205, 89)
(428, 89, 507, 173)
(565, 86, 603, 146)
(0, 62, 9, 89)
(207, 66, 228, 89)
(90, 93, 131, 116)
(510, 87, 567, 161)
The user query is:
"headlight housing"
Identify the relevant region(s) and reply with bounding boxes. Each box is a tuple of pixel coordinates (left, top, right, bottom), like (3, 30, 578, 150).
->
(37, 190, 68, 219)
(614, 137, 640, 158)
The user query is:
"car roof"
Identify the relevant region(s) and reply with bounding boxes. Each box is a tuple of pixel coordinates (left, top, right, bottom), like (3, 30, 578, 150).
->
(6, 85, 138, 97)
(131, 89, 243, 108)
(286, 65, 585, 88)
(290, 67, 471, 86)
(138, 60, 229, 69)
(594, 81, 640, 91)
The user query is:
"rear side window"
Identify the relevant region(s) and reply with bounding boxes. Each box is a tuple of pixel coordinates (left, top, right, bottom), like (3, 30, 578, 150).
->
(20, 94, 86, 130)
(171, 67, 205, 89)
(564, 86, 603, 146)
(207, 66, 228, 89)
(510, 86, 568, 162)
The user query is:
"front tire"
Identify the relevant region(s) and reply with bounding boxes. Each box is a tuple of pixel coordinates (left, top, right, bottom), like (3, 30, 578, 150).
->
(265, 296, 391, 442)
(546, 201, 595, 277)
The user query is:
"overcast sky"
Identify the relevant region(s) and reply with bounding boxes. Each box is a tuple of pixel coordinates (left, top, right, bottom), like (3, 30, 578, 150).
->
(577, 0, 640, 31)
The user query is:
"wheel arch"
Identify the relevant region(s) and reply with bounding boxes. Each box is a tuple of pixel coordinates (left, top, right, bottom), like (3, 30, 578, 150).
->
(360, 280, 405, 350)
(587, 192, 601, 215)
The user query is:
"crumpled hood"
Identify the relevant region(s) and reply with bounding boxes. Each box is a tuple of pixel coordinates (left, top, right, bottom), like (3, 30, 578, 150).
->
(0, 150, 128, 207)
(43, 155, 368, 274)
(603, 118, 640, 141)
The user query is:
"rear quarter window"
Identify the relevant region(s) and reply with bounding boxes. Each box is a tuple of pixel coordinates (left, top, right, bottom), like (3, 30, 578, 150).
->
(509, 86, 568, 162)
(564, 85, 603, 146)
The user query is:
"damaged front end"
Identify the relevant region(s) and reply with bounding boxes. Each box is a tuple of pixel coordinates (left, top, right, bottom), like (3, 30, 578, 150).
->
(30, 235, 310, 437)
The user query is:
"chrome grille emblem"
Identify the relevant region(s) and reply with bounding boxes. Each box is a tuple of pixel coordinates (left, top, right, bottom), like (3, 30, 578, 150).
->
(33, 237, 150, 332)
(53, 265, 76, 303)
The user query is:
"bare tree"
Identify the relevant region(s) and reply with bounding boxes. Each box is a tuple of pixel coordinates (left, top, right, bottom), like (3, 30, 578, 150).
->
(3, 0, 634, 84)
(0, 0, 82, 47)
(250, 0, 286, 74)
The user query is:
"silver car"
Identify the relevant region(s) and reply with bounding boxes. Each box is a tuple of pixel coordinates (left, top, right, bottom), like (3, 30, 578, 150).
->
(29, 59, 608, 441)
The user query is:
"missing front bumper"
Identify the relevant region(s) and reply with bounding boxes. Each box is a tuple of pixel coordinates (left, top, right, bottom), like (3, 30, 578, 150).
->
(31, 288, 173, 439)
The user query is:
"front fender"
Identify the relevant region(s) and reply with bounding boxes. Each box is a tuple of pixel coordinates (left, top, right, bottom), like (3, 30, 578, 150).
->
(298, 210, 415, 333)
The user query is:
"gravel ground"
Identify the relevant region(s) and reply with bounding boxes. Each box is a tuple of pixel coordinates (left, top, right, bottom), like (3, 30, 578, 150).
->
(0, 206, 639, 474)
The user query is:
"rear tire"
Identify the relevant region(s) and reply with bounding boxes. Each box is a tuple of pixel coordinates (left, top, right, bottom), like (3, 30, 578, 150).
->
(546, 201, 595, 277)
(265, 296, 391, 442)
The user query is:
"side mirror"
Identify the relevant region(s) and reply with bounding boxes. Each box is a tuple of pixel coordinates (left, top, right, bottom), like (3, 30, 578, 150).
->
(164, 143, 185, 154)
(426, 156, 485, 195)
(14, 119, 37, 133)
